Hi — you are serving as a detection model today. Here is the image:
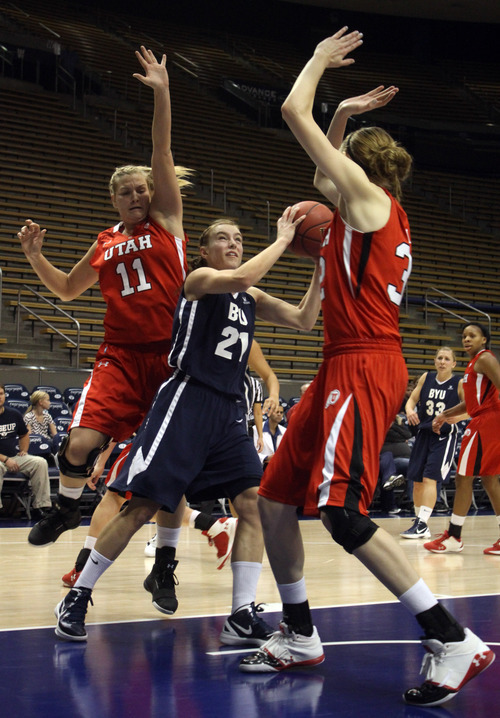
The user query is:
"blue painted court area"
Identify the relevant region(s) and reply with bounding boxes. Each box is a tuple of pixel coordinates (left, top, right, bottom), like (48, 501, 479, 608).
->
(1, 596, 498, 718)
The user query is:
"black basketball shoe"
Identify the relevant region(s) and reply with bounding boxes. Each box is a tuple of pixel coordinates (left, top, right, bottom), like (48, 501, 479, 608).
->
(55, 587, 93, 641)
(144, 551, 179, 615)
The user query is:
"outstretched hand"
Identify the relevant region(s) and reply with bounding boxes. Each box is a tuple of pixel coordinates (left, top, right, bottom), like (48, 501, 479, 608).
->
(276, 205, 305, 246)
(18, 219, 46, 258)
(315, 27, 363, 69)
(133, 45, 168, 90)
(339, 85, 399, 116)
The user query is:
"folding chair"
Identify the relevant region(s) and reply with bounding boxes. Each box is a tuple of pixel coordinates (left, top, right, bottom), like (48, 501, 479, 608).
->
(2, 473, 33, 519)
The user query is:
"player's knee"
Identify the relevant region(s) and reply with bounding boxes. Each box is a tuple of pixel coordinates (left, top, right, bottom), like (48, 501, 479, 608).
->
(320, 505, 378, 554)
(232, 485, 259, 517)
(58, 434, 110, 480)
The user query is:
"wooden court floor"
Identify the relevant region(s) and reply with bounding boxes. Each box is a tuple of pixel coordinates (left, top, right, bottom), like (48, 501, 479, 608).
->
(0, 514, 499, 717)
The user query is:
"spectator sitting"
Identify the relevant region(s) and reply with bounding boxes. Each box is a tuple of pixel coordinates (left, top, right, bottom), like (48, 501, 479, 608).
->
(376, 415, 413, 514)
(254, 404, 286, 467)
(24, 390, 58, 446)
(0, 384, 52, 520)
(381, 414, 412, 490)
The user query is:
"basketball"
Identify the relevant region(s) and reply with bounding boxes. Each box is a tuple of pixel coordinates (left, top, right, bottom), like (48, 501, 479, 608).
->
(289, 201, 333, 258)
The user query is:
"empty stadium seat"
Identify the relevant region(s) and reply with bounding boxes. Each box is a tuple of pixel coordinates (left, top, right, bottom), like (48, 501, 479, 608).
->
(3, 383, 29, 401)
(48, 401, 72, 420)
(32, 385, 63, 401)
(63, 387, 83, 408)
(6, 399, 29, 414)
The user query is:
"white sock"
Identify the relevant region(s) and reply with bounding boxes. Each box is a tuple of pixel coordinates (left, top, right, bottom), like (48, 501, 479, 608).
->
(156, 526, 181, 549)
(495, 515, 500, 532)
(188, 510, 200, 529)
(451, 513, 466, 527)
(277, 577, 308, 605)
(75, 549, 113, 590)
(418, 506, 433, 525)
(231, 561, 262, 613)
(398, 578, 438, 615)
(84, 536, 97, 551)
(59, 482, 84, 500)
(413, 505, 420, 518)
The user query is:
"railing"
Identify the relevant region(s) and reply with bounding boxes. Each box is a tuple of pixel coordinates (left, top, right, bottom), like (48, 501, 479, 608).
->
(15, 285, 81, 367)
(55, 62, 76, 109)
(0, 44, 13, 77)
(424, 286, 491, 340)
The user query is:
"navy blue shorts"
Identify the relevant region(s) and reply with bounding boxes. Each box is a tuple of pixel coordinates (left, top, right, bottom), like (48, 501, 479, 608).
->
(112, 375, 263, 511)
(407, 428, 458, 483)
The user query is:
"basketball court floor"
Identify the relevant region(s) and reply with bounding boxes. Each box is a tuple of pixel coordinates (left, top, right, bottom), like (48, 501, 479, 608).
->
(1, 514, 498, 717)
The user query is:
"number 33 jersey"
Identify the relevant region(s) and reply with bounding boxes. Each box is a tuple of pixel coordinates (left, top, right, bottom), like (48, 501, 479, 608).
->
(417, 371, 461, 433)
(91, 217, 187, 346)
(169, 290, 256, 400)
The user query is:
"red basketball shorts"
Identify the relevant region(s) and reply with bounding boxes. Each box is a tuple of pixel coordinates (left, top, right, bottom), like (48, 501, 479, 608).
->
(259, 345, 407, 516)
(70, 342, 171, 441)
(456, 409, 500, 477)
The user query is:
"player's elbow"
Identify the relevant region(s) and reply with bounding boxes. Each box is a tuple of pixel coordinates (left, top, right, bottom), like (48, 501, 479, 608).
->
(291, 314, 317, 332)
(281, 99, 301, 125)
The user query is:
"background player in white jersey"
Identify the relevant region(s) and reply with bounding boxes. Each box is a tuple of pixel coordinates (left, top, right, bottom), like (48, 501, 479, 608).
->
(426, 323, 500, 554)
(400, 347, 463, 539)
(54, 207, 321, 646)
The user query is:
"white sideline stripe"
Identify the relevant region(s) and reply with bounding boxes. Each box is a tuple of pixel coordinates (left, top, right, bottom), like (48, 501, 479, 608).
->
(2, 592, 499, 633)
(207, 639, 500, 657)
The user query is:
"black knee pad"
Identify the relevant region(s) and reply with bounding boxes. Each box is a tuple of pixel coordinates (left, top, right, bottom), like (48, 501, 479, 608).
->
(321, 505, 378, 554)
(58, 434, 110, 480)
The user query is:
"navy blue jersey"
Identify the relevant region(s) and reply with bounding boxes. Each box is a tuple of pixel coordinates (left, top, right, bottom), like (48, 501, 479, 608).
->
(417, 372, 461, 433)
(0, 406, 28, 456)
(169, 290, 256, 400)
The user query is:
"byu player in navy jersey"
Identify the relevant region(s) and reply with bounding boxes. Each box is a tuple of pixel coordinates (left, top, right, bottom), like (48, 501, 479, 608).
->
(54, 207, 321, 645)
(400, 347, 463, 539)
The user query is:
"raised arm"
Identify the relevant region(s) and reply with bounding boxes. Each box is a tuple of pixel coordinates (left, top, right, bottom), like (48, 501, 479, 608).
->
(251, 260, 321, 332)
(314, 85, 399, 204)
(133, 46, 183, 237)
(18, 219, 98, 301)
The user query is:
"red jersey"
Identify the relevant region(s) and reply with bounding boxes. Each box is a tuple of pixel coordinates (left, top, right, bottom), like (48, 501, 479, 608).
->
(90, 217, 187, 347)
(321, 191, 411, 351)
(462, 349, 500, 418)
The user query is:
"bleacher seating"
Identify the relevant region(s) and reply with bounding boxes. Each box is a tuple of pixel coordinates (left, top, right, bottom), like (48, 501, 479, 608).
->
(32, 385, 63, 401)
(47, 401, 72, 420)
(63, 387, 83, 408)
(0, 0, 499, 383)
(54, 417, 73, 434)
(6, 399, 29, 414)
(3, 384, 29, 401)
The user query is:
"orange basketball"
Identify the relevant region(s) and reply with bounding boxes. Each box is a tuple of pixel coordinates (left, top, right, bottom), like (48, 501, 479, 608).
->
(289, 201, 333, 258)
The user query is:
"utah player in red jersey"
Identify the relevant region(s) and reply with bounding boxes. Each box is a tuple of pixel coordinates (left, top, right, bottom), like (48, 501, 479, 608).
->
(18, 46, 192, 547)
(426, 322, 500, 555)
(240, 28, 494, 708)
